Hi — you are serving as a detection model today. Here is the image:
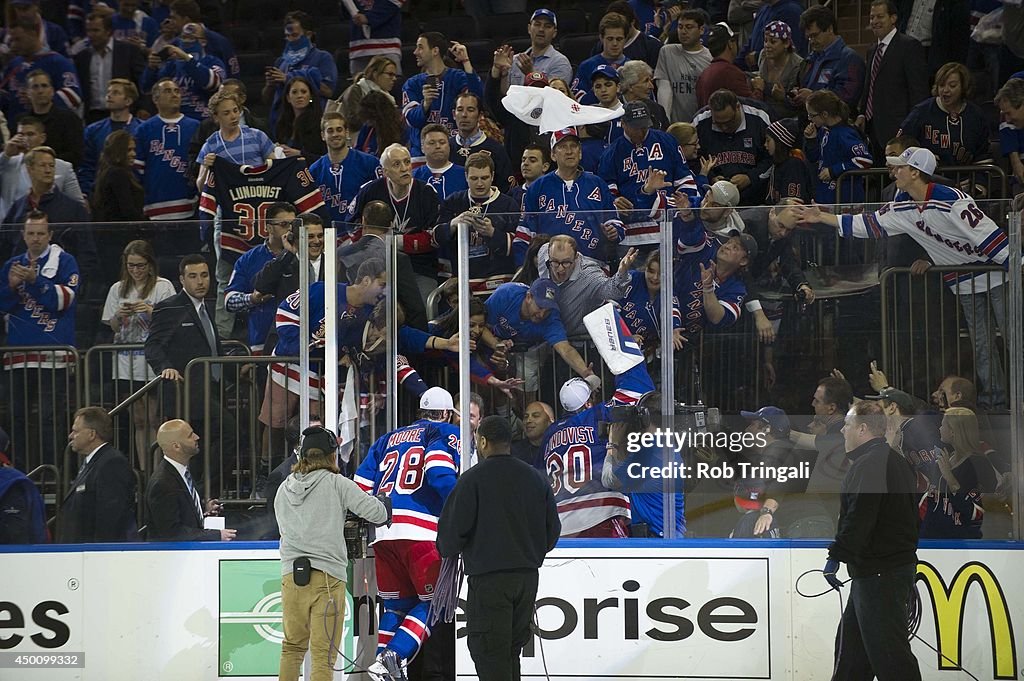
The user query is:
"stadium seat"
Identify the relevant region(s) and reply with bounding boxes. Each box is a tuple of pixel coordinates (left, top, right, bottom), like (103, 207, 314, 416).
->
(224, 25, 261, 52)
(476, 12, 529, 40)
(420, 15, 477, 42)
(317, 22, 350, 50)
(557, 34, 599, 69)
(464, 39, 495, 72)
(554, 8, 588, 35)
(237, 51, 269, 80)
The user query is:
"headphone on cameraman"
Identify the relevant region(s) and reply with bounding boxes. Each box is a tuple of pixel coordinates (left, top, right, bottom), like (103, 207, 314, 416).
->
(296, 425, 338, 462)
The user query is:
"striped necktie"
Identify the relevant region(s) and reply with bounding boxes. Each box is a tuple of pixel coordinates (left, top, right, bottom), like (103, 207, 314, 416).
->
(864, 42, 885, 120)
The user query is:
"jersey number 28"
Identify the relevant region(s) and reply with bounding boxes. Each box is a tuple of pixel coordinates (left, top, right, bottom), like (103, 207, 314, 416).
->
(378, 446, 426, 495)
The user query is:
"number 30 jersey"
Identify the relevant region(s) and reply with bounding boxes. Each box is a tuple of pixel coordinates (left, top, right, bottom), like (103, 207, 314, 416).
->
(199, 156, 327, 263)
(355, 419, 462, 542)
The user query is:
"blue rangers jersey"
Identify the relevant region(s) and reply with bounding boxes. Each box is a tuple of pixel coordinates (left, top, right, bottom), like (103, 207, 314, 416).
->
(348, 0, 405, 65)
(141, 53, 226, 120)
(485, 282, 567, 346)
(673, 212, 748, 331)
(355, 418, 461, 542)
(514, 170, 624, 266)
(598, 128, 698, 246)
(133, 114, 201, 220)
(804, 124, 872, 204)
(838, 183, 1011, 295)
(401, 69, 483, 159)
(111, 12, 159, 45)
(309, 149, 381, 229)
(621, 269, 682, 344)
(0, 246, 79, 370)
(224, 243, 277, 353)
(571, 53, 626, 102)
(412, 162, 468, 201)
(540, 361, 655, 535)
(0, 51, 81, 122)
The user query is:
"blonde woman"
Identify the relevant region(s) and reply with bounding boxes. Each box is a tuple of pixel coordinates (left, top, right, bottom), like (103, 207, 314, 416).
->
(919, 407, 989, 539)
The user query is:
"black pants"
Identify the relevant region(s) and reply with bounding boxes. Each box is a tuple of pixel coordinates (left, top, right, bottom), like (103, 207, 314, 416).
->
(466, 570, 538, 681)
(832, 563, 921, 681)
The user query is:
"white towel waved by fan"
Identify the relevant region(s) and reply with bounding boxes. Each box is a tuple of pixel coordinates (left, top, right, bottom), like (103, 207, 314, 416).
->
(501, 85, 623, 134)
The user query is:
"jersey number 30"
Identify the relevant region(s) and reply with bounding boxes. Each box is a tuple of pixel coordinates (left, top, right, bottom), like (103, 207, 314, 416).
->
(378, 446, 426, 495)
(546, 444, 592, 495)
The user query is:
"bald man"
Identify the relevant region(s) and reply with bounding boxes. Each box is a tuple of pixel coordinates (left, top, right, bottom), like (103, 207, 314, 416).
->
(511, 401, 555, 465)
(145, 419, 236, 541)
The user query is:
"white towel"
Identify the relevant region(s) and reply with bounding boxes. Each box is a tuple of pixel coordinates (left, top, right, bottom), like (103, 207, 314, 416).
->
(501, 86, 624, 134)
(39, 244, 64, 279)
(337, 363, 358, 464)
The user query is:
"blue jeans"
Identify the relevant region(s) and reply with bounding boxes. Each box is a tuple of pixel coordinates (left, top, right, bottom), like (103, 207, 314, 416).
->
(957, 284, 1008, 409)
(831, 563, 921, 681)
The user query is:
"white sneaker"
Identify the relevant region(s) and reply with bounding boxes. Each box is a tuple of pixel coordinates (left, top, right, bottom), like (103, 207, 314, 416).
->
(370, 649, 407, 681)
(366, 658, 391, 681)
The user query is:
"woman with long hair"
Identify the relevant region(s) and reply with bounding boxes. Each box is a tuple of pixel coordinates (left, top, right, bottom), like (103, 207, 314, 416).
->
(620, 249, 684, 358)
(756, 21, 804, 120)
(803, 90, 873, 204)
(511, 233, 551, 285)
(337, 55, 399, 129)
(91, 129, 145, 222)
(354, 90, 405, 157)
(100, 240, 175, 469)
(919, 407, 990, 539)
(274, 75, 327, 159)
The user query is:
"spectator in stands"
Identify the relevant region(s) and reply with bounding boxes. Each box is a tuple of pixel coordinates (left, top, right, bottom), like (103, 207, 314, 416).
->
(729, 407, 792, 538)
(0, 211, 79, 465)
(596, 2, 662, 70)
(346, 0, 405, 76)
(167, 0, 239, 78)
(511, 401, 554, 464)
(75, 11, 147, 124)
(694, 89, 772, 205)
(111, 0, 159, 47)
(920, 407, 987, 539)
(434, 151, 519, 294)
(667, 122, 712, 187)
(5, 0, 69, 55)
(579, 66, 624, 172)
(347, 143, 441, 301)
(308, 112, 380, 229)
(572, 13, 630, 101)
(515, 128, 624, 266)
(696, 23, 759, 108)
(145, 254, 237, 488)
(548, 78, 571, 97)
(995, 78, 1024, 186)
(254, 213, 325, 306)
(354, 90, 406, 157)
(273, 75, 327, 160)
(0, 18, 81, 123)
(450, 92, 516, 193)
(57, 406, 137, 543)
(537, 236, 635, 337)
(263, 11, 337, 135)
(402, 32, 483, 163)
(512, 233, 551, 284)
(187, 80, 270, 173)
(803, 90, 873, 204)
(738, 0, 806, 68)
(79, 79, 142, 195)
(854, 0, 928, 161)
(756, 20, 804, 120)
(141, 22, 226, 121)
(337, 201, 427, 331)
(225, 201, 296, 355)
(619, 248, 684, 357)
(454, 391, 486, 467)
(101, 240, 175, 465)
(509, 143, 550, 209)
(337, 56, 398, 134)
(866, 387, 942, 490)
(146, 418, 236, 541)
(485, 279, 602, 388)
(413, 123, 469, 200)
(0, 117, 83, 219)
(150, 9, 178, 57)
(601, 101, 697, 253)
(690, 179, 745, 238)
(504, 9, 572, 90)
(91, 130, 145, 224)
(794, 5, 865, 109)
(654, 9, 712, 125)
(133, 78, 201, 223)
(763, 117, 812, 204)
(619, 61, 668, 130)
(898, 62, 992, 167)
(23, 70, 84, 169)
(0, 446, 47, 543)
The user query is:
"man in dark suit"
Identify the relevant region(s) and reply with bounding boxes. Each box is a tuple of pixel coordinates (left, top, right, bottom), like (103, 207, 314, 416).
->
(145, 254, 236, 491)
(145, 419, 236, 541)
(57, 407, 137, 543)
(74, 11, 147, 123)
(855, 0, 929, 161)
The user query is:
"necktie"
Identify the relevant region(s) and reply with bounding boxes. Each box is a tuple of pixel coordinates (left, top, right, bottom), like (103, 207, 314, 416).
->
(864, 42, 885, 121)
(183, 468, 203, 520)
(71, 460, 91, 490)
(198, 303, 222, 381)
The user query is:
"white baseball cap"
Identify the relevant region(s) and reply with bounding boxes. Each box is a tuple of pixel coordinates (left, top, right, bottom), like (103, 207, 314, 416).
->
(420, 386, 455, 410)
(559, 378, 593, 412)
(704, 180, 740, 207)
(885, 146, 936, 176)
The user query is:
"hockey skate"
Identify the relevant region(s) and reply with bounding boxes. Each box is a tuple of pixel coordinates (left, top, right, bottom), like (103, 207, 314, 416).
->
(367, 649, 407, 681)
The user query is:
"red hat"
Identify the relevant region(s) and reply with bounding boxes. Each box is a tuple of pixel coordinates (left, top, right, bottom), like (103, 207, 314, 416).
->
(524, 71, 550, 87)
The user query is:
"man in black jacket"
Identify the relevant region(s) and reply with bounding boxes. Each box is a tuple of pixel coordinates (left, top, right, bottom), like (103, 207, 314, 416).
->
(823, 400, 921, 681)
(58, 407, 137, 543)
(437, 416, 560, 681)
(74, 11, 147, 123)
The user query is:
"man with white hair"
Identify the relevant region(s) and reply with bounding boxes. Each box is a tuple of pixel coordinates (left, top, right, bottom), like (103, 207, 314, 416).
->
(347, 143, 441, 301)
(356, 386, 462, 681)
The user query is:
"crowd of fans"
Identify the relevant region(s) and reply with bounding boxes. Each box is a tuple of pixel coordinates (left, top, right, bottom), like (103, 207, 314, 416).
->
(0, 0, 1021, 551)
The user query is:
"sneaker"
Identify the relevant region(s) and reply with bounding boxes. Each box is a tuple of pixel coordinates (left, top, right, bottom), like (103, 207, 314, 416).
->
(367, 650, 406, 681)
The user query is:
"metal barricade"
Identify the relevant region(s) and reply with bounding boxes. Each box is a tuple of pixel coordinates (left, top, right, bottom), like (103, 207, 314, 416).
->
(835, 165, 1008, 207)
(26, 463, 61, 536)
(0, 345, 81, 475)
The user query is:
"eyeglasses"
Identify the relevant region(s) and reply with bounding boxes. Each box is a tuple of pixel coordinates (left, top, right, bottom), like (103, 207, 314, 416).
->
(547, 258, 575, 269)
(807, 111, 823, 120)
(382, 70, 398, 78)
(126, 262, 149, 270)
(267, 220, 293, 228)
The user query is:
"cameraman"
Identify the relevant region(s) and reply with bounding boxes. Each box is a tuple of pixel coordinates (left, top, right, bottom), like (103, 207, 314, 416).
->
(275, 426, 391, 681)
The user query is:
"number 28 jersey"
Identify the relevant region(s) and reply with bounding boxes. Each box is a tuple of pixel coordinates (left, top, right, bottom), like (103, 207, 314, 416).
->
(355, 419, 462, 542)
(199, 156, 326, 262)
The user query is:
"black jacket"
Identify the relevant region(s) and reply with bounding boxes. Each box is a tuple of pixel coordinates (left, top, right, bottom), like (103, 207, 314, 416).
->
(145, 457, 221, 541)
(57, 443, 137, 543)
(859, 32, 929, 154)
(144, 290, 223, 378)
(73, 39, 147, 114)
(829, 437, 919, 577)
(740, 207, 809, 304)
(437, 454, 560, 576)
(35, 106, 85, 169)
